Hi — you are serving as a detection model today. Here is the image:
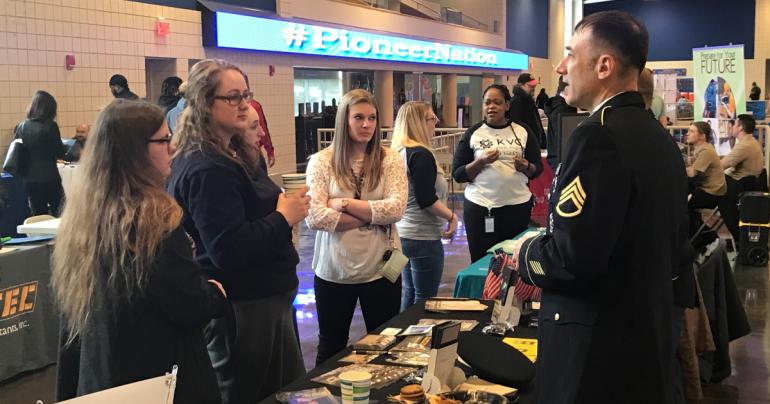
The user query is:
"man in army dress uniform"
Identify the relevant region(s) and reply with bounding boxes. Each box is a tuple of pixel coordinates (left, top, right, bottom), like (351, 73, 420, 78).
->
(515, 11, 689, 404)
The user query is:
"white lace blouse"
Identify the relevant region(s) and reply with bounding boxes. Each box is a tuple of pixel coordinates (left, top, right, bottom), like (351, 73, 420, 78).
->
(306, 147, 408, 284)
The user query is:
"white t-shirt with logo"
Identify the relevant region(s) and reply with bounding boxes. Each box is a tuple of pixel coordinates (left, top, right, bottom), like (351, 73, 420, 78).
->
(460, 121, 533, 208)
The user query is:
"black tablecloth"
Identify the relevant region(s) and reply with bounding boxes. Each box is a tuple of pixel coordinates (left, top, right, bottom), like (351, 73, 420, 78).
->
(0, 244, 59, 382)
(260, 300, 538, 404)
(0, 174, 30, 238)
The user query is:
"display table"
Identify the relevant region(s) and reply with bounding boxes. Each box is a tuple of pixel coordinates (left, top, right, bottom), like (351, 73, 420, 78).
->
(262, 300, 537, 404)
(0, 173, 31, 237)
(17, 218, 60, 236)
(453, 255, 492, 298)
(0, 243, 59, 382)
(453, 229, 544, 298)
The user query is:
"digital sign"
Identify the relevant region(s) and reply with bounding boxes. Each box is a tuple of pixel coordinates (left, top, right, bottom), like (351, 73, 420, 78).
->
(214, 12, 528, 70)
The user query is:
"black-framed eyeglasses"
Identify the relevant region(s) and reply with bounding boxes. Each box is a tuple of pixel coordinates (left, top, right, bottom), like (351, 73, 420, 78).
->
(148, 133, 172, 145)
(214, 91, 253, 106)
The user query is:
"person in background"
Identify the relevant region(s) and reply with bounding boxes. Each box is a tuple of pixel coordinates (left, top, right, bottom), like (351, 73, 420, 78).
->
(14, 90, 66, 216)
(750, 81, 761, 101)
(452, 84, 543, 263)
(63, 123, 89, 162)
(250, 100, 275, 170)
(168, 59, 308, 404)
(535, 88, 549, 110)
(243, 75, 276, 170)
(52, 100, 227, 404)
(515, 11, 689, 402)
(166, 82, 186, 135)
(510, 73, 547, 148)
(236, 105, 265, 165)
(639, 68, 669, 127)
(306, 89, 407, 365)
(719, 114, 764, 241)
(158, 76, 183, 114)
(109, 74, 139, 100)
(685, 121, 726, 235)
(544, 76, 577, 170)
(722, 114, 763, 182)
(638, 68, 654, 110)
(391, 101, 457, 311)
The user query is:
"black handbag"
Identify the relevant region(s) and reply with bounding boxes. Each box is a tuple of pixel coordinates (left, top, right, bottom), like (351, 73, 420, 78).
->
(3, 121, 29, 177)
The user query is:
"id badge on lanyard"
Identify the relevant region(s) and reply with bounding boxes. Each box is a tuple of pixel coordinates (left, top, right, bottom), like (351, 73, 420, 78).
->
(485, 208, 494, 233)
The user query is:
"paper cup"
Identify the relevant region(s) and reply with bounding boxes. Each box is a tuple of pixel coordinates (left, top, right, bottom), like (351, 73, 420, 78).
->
(281, 173, 307, 249)
(282, 174, 307, 195)
(339, 371, 371, 404)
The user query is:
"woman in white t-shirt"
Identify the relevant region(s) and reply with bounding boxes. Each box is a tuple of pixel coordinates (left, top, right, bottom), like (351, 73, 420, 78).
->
(306, 89, 407, 365)
(452, 84, 543, 262)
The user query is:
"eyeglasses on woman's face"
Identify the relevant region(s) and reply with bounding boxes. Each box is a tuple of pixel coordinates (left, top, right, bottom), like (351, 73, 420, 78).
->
(214, 91, 254, 107)
(147, 133, 173, 145)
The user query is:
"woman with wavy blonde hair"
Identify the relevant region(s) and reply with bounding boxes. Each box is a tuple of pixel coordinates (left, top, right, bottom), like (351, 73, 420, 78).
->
(52, 100, 226, 403)
(168, 59, 308, 403)
(306, 89, 407, 365)
(391, 101, 457, 310)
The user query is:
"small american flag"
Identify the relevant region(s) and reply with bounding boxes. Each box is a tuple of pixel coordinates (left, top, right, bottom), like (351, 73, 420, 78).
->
(481, 249, 541, 302)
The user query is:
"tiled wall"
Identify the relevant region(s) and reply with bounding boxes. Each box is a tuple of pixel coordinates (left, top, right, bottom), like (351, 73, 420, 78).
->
(0, 0, 206, 160)
(0, 0, 302, 174)
(0, 0, 528, 176)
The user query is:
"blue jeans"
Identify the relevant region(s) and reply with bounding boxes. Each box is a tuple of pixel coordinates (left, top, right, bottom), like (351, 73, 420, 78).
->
(400, 238, 444, 311)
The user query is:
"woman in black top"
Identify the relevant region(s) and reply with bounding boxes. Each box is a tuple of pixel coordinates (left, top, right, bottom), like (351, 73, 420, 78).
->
(52, 100, 227, 404)
(168, 59, 310, 404)
(14, 90, 66, 215)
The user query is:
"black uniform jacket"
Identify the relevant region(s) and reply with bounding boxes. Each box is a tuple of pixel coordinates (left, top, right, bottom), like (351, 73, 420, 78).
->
(518, 92, 688, 404)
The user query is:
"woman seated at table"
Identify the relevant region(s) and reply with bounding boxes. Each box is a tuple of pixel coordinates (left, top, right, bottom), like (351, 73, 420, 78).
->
(306, 89, 407, 365)
(685, 121, 726, 235)
(391, 101, 457, 310)
(52, 100, 227, 404)
(452, 84, 543, 262)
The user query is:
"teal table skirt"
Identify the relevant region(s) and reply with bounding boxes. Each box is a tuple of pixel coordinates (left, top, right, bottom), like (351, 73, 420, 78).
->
(453, 254, 492, 298)
(452, 228, 545, 298)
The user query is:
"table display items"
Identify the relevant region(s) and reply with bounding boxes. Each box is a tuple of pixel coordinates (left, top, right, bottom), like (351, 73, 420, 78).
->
(275, 387, 339, 404)
(312, 364, 417, 390)
(486, 254, 521, 335)
(416, 319, 479, 332)
(353, 334, 397, 351)
(424, 299, 488, 312)
(388, 384, 513, 404)
(339, 370, 372, 404)
(421, 321, 465, 394)
(274, 301, 532, 404)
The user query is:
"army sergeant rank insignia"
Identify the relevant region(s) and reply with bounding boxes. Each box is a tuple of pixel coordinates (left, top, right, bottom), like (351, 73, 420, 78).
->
(555, 176, 586, 218)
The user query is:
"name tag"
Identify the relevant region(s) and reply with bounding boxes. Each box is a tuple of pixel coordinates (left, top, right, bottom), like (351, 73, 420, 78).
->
(485, 216, 495, 233)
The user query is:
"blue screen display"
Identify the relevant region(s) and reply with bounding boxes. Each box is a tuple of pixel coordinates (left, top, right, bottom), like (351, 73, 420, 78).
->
(215, 12, 528, 70)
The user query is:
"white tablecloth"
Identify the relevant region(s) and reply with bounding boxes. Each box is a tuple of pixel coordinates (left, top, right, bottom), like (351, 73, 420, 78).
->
(17, 218, 60, 236)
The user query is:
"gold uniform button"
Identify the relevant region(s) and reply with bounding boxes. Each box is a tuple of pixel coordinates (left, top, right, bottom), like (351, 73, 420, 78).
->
(554, 313, 560, 321)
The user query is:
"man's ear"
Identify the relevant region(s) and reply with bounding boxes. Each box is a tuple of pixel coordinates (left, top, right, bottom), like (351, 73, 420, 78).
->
(595, 54, 615, 80)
